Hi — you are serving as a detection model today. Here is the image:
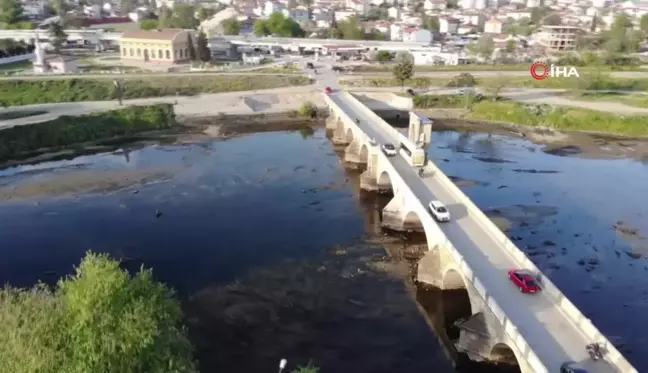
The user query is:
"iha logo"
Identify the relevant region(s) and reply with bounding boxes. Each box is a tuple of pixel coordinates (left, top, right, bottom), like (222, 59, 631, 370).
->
(529, 61, 580, 80)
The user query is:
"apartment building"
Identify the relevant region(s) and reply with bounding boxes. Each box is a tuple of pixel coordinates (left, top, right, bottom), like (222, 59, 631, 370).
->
(536, 25, 582, 52)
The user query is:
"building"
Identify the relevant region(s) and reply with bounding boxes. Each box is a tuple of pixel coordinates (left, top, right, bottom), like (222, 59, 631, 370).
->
(484, 18, 503, 33)
(410, 47, 462, 65)
(439, 17, 460, 34)
(33, 38, 78, 74)
(536, 25, 582, 52)
(289, 6, 310, 21)
(403, 28, 433, 43)
(120, 29, 193, 64)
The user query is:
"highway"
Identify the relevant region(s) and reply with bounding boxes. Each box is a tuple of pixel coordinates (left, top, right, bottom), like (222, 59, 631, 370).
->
(319, 58, 619, 372)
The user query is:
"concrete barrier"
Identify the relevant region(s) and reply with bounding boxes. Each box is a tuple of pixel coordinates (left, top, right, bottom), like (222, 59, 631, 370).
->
(0, 53, 34, 66)
(425, 160, 637, 373)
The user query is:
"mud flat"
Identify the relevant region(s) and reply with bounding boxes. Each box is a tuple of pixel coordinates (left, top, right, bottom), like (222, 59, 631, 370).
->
(416, 111, 648, 161)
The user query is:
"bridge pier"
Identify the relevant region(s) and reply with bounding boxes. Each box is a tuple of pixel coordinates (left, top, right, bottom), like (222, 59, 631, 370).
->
(331, 126, 349, 145)
(325, 112, 340, 130)
(344, 139, 367, 164)
(381, 194, 425, 232)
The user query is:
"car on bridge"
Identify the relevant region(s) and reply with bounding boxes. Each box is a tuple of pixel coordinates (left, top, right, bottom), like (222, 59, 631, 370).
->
(381, 143, 397, 156)
(560, 362, 588, 373)
(428, 200, 451, 222)
(325, 87, 332, 94)
(507, 269, 541, 293)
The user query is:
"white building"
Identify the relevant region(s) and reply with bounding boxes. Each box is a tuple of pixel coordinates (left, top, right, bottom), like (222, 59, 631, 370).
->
(334, 9, 356, 20)
(410, 48, 461, 65)
(536, 25, 582, 52)
(484, 18, 503, 33)
(439, 17, 460, 33)
(390, 24, 403, 40)
(424, 0, 447, 10)
(526, 0, 541, 7)
(474, 0, 487, 9)
(460, 0, 475, 7)
(289, 6, 310, 21)
(264, 1, 286, 17)
(403, 28, 433, 43)
(388, 6, 400, 19)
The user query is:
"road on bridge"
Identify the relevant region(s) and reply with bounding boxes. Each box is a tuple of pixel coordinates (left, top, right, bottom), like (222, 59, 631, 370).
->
(313, 58, 622, 373)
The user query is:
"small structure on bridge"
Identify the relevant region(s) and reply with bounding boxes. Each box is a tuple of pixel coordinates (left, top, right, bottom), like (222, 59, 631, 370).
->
(32, 36, 78, 74)
(408, 111, 433, 148)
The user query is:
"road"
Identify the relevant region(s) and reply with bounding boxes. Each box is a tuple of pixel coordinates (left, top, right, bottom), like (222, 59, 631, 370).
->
(319, 60, 619, 372)
(0, 85, 321, 129)
(0, 71, 305, 80)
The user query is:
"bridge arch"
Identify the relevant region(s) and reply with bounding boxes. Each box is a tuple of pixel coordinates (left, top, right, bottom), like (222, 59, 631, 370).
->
(490, 343, 522, 370)
(345, 128, 354, 143)
(377, 170, 393, 191)
(442, 268, 467, 290)
(359, 144, 368, 164)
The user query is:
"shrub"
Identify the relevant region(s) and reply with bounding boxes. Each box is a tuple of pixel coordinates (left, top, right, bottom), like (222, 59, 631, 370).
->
(0, 252, 196, 373)
(0, 76, 312, 106)
(446, 73, 478, 88)
(469, 101, 648, 135)
(0, 104, 176, 162)
(298, 101, 318, 118)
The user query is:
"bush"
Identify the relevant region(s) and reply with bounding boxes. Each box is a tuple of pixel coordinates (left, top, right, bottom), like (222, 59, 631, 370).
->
(0, 252, 196, 373)
(446, 73, 478, 88)
(413, 94, 492, 108)
(0, 104, 175, 162)
(0, 76, 312, 106)
(469, 101, 648, 135)
(298, 101, 317, 118)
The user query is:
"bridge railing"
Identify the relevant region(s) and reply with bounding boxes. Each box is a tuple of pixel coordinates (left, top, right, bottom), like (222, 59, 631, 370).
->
(378, 155, 549, 373)
(424, 160, 637, 373)
(325, 93, 551, 373)
(341, 92, 418, 150)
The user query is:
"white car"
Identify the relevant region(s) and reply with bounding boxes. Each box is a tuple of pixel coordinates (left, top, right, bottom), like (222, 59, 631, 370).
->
(428, 200, 451, 222)
(381, 143, 397, 156)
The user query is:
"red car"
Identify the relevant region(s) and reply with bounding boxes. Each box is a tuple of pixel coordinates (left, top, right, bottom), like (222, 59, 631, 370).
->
(324, 86, 332, 94)
(507, 269, 541, 293)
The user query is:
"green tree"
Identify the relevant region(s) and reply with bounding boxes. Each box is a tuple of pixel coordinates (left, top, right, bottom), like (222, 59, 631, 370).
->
(172, 4, 198, 29)
(158, 5, 173, 28)
(196, 6, 215, 21)
(187, 33, 196, 61)
(338, 16, 364, 39)
(639, 14, 648, 33)
(374, 50, 392, 63)
(266, 11, 303, 37)
(221, 16, 240, 35)
(393, 55, 414, 91)
(48, 22, 67, 52)
(603, 14, 641, 53)
(530, 6, 550, 24)
(467, 34, 494, 61)
(51, 0, 67, 16)
(139, 19, 159, 30)
(543, 13, 561, 26)
(421, 14, 439, 32)
(0, 0, 24, 25)
(253, 19, 268, 36)
(0, 252, 197, 373)
(196, 29, 210, 62)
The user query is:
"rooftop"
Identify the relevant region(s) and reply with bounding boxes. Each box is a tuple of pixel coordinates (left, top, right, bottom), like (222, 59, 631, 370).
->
(121, 28, 187, 41)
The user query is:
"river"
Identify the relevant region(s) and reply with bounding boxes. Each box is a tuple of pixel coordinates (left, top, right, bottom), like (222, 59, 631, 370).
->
(0, 124, 646, 372)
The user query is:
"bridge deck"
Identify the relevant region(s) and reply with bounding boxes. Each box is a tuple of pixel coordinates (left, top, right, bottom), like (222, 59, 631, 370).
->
(329, 91, 619, 373)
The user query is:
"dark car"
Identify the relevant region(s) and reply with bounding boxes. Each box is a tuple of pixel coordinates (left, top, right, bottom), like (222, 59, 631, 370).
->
(306, 62, 314, 69)
(406, 88, 416, 96)
(560, 362, 588, 373)
(507, 269, 541, 293)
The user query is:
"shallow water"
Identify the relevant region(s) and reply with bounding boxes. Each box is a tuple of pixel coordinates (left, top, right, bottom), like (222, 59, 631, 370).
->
(1, 126, 648, 371)
(430, 130, 648, 368)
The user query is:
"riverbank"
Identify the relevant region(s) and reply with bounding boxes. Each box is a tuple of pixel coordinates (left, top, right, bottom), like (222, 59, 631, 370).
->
(0, 104, 176, 166)
(410, 94, 648, 137)
(0, 75, 312, 106)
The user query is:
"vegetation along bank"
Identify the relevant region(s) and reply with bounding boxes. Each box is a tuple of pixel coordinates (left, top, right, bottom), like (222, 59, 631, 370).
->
(0, 75, 312, 106)
(413, 94, 648, 136)
(0, 104, 175, 163)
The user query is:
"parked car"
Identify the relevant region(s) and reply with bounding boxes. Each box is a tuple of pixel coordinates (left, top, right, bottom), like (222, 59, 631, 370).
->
(324, 87, 332, 94)
(507, 269, 541, 293)
(428, 200, 451, 222)
(560, 362, 588, 373)
(381, 143, 397, 156)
